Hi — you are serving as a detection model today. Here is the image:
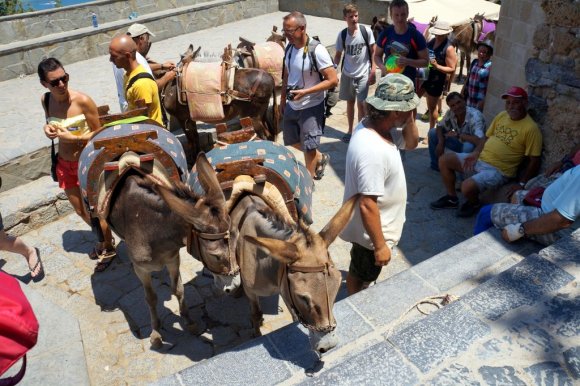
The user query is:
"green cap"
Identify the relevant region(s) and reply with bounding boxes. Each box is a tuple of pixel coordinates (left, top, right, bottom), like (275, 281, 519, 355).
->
(366, 73, 419, 112)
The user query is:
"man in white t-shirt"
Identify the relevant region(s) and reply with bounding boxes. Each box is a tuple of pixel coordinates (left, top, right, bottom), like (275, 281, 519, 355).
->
(334, 3, 376, 143)
(280, 11, 338, 180)
(340, 74, 419, 295)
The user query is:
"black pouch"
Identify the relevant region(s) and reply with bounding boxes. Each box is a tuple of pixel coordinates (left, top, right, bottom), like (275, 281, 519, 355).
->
(50, 140, 58, 182)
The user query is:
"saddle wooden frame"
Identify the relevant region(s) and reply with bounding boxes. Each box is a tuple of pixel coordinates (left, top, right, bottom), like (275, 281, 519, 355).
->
(213, 157, 299, 222)
(97, 100, 163, 127)
(86, 130, 181, 211)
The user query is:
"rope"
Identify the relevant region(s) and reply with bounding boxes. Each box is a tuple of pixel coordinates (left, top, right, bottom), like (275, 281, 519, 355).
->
(384, 293, 460, 338)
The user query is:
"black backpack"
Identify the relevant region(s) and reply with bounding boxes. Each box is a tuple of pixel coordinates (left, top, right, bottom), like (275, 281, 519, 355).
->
(340, 26, 372, 70)
(125, 72, 156, 92)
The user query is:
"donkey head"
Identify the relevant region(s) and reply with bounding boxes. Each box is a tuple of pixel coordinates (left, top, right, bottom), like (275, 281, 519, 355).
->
(267, 25, 286, 48)
(156, 153, 239, 281)
(180, 44, 202, 65)
(244, 195, 358, 353)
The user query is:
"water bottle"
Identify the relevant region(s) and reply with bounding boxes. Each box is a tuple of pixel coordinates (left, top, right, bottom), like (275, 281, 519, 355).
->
(91, 12, 98, 28)
(129, 11, 138, 20)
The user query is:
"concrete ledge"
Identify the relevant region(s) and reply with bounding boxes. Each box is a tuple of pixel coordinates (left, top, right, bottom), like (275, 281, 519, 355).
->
(0, 0, 279, 81)
(0, 176, 72, 236)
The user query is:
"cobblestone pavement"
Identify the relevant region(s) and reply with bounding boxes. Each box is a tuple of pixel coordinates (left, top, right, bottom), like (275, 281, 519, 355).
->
(0, 12, 486, 386)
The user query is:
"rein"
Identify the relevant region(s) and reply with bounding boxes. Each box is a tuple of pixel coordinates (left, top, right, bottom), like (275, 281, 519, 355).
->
(283, 262, 336, 333)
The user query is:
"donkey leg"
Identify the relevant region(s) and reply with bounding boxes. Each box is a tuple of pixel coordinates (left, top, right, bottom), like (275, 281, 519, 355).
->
(183, 120, 201, 160)
(246, 292, 264, 337)
(166, 256, 202, 335)
(133, 266, 163, 349)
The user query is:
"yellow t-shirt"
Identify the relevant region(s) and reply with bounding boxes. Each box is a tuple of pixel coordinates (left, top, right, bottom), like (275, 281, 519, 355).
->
(479, 111, 542, 177)
(48, 114, 90, 136)
(124, 65, 163, 126)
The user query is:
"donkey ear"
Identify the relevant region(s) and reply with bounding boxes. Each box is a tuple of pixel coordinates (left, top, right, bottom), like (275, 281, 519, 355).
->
(195, 153, 225, 202)
(244, 236, 299, 265)
(155, 182, 205, 229)
(318, 194, 358, 247)
(192, 46, 202, 60)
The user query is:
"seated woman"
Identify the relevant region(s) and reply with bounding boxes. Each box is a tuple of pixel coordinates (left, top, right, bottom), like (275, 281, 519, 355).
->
(38, 58, 116, 272)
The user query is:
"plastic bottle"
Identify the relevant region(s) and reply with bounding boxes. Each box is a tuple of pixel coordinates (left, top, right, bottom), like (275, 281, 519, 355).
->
(129, 11, 138, 20)
(91, 12, 98, 28)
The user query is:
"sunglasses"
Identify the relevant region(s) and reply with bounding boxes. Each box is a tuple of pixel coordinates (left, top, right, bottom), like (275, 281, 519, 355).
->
(282, 27, 301, 34)
(47, 73, 69, 87)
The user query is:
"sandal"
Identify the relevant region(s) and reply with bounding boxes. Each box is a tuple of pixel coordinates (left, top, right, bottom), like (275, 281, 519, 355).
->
(30, 247, 45, 282)
(94, 248, 117, 273)
(89, 237, 116, 260)
(341, 134, 351, 143)
(313, 153, 330, 181)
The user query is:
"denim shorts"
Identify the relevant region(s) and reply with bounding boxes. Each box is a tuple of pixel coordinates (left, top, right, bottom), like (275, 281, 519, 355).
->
(456, 153, 509, 192)
(282, 102, 325, 151)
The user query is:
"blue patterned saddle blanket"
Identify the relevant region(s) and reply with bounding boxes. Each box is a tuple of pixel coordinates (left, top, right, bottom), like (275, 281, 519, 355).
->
(78, 123, 188, 216)
(187, 140, 314, 224)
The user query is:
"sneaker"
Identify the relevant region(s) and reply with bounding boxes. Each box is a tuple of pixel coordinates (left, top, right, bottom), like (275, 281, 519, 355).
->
(419, 111, 429, 122)
(457, 201, 481, 217)
(437, 115, 443, 122)
(430, 195, 459, 210)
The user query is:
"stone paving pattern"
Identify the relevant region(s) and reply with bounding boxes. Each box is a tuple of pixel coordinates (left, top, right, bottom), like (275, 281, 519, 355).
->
(1, 11, 579, 386)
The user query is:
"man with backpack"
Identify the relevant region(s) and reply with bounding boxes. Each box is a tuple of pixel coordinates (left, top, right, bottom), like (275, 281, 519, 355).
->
(334, 3, 377, 144)
(280, 11, 338, 180)
(109, 35, 163, 126)
(373, 0, 429, 85)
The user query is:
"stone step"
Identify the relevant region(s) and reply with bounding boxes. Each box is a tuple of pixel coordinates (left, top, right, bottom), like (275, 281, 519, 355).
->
(154, 226, 577, 385)
(0, 0, 278, 81)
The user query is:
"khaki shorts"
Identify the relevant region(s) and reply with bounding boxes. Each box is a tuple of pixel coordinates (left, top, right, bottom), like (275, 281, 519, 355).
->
(339, 72, 370, 102)
(456, 153, 509, 192)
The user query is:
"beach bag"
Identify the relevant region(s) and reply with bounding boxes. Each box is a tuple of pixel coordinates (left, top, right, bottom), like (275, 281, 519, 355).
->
(0, 272, 39, 385)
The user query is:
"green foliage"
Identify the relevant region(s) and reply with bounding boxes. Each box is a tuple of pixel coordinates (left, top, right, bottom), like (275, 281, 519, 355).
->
(0, 0, 34, 16)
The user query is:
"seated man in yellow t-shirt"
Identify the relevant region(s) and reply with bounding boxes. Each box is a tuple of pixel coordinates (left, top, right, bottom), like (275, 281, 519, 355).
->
(430, 86, 542, 217)
(109, 35, 163, 126)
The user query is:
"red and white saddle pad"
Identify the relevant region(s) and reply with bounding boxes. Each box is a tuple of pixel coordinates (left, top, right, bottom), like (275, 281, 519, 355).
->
(252, 42, 284, 87)
(183, 62, 225, 121)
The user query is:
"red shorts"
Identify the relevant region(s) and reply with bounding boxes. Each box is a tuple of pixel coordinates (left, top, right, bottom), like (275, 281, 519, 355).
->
(56, 157, 80, 190)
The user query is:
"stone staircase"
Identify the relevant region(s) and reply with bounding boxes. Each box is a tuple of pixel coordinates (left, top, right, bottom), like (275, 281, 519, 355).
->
(0, 0, 278, 81)
(154, 227, 580, 385)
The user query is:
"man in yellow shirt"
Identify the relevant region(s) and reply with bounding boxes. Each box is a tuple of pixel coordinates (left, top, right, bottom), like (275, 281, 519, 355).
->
(109, 35, 163, 126)
(431, 86, 542, 217)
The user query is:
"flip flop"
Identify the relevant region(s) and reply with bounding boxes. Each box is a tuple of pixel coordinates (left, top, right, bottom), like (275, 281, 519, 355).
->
(30, 247, 45, 282)
(313, 153, 330, 181)
(94, 248, 117, 273)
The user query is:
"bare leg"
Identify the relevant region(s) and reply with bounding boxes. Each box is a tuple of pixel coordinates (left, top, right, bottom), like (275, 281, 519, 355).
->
(346, 99, 355, 135)
(426, 94, 439, 130)
(0, 230, 41, 277)
(356, 99, 366, 124)
(346, 273, 369, 295)
(461, 178, 481, 204)
(439, 153, 463, 197)
(65, 187, 91, 226)
(304, 148, 321, 177)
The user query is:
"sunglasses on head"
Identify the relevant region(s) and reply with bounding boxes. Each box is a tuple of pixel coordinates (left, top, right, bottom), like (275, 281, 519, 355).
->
(47, 73, 69, 87)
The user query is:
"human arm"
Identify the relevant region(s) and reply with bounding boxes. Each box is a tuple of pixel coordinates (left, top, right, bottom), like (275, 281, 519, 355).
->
(463, 136, 488, 172)
(148, 61, 175, 72)
(40, 93, 58, 140)
(431, 45, 457, 75)
(155, 70, 176, 90)
(359, 195, 391, 266)
(401, 113, 419, 150)
(289, 65, 338, 101)
(506, 156, 541, 198)
(55, 93, 102, 143)
(373, 45, 386, 76)
(397, 47, 429, 68)
(333, 50, 342, 69)
(368, 43, 377, 85)
(544, 143, 580, 176)
(501, 210, 574, 242)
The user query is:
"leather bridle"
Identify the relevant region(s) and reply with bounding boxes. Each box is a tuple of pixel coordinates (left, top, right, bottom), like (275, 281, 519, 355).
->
(283, 262, 336, 333)
(187, 224, 239, 276)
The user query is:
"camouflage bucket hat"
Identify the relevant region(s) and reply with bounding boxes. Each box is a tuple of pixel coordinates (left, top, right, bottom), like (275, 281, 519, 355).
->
(366, 73, 419, 112)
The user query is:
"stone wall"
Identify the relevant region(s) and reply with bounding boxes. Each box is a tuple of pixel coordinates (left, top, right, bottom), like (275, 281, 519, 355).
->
(484, 0, 580, 166)
(278, 0, 388, 26)
(0, 0, 279, 81)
